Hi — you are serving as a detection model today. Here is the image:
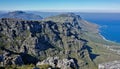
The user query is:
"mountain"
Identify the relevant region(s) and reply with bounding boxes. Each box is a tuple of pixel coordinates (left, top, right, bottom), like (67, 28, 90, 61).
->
(0, 11, 43, 20)
(0, 13, 120, 69)
(27, 11, 62, 18)
(0, 11, 6, 15)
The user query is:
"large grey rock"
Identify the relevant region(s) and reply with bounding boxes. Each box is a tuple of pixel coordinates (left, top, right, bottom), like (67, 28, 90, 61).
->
(2, 52, 24, 65)
(37, 57, 77, 69)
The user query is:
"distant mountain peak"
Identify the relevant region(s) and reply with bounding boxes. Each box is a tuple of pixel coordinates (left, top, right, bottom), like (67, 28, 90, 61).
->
(0, 11, 43, 20)
(57, 13, 81, 18)
(58, 13, 75, 16)
(8, 11, 26, 14)
(44, 13, 81, 22)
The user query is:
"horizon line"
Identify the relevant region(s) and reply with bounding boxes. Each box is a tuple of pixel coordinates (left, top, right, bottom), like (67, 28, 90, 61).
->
(0, 10, 120, 13)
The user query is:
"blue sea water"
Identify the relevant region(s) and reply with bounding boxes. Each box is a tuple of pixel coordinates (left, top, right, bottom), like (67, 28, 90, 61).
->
(78, 13, 120, 43)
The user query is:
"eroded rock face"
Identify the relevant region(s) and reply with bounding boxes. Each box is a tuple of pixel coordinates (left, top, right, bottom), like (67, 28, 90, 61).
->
(2, 52, 24, 65)
(37, 57, 77, 69)
(98, 60, 120, 69)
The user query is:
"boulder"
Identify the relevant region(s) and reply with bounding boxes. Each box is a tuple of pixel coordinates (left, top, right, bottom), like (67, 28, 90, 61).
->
(2, 52, 24, 65)
(36, 56, 77, 69)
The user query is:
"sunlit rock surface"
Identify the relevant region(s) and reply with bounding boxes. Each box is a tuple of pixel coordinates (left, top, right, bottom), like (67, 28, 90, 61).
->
(99, 60, 120, 69)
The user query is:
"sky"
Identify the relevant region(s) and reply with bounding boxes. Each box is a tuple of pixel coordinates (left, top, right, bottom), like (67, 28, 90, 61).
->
(0, 0, 120, 12)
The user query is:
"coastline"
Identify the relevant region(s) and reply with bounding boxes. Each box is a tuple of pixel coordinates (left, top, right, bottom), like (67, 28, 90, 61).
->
(98, 25, 114, 43)
(98, 29, 119, 44)
(99, 33, 109, 41)
(97, 24, 120, 46)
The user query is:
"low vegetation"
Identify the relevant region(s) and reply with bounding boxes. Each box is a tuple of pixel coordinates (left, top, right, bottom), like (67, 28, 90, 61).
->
(0, 64, 52, 69)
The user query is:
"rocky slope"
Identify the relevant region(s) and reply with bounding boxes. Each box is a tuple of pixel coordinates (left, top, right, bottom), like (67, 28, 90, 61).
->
(0, 11, 42, 20)
(0, 13, 120, 69)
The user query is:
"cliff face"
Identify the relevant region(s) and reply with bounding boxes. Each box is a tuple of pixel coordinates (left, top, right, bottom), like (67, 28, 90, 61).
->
(0, 13, 120, 69)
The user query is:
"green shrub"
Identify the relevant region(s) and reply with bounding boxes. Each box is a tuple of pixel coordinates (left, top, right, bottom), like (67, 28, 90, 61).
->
(38, 64, 52, 69)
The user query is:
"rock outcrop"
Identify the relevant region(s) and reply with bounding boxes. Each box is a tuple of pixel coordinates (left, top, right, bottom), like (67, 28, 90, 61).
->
(1, 51, 24, 65)
(4, 55, 23, 65)
(37, 57, 77, 69)
(99, 60, 120, 69)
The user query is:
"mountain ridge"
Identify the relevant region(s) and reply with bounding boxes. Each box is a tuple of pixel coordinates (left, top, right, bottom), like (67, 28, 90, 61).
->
(0, 11, 43, 20)
(0, 13, 120, 69)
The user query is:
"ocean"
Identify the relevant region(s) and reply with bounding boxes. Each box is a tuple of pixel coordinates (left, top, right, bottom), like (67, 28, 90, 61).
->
(78, 13, 120, 43)
(30, 12, 120, 43)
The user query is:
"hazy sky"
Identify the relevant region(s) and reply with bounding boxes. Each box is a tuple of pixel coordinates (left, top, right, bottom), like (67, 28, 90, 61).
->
(0, 0, 120, 12)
